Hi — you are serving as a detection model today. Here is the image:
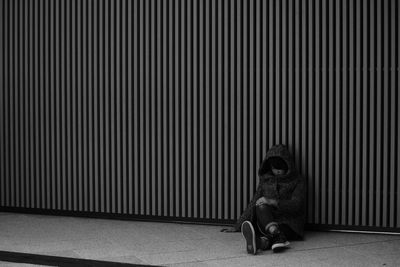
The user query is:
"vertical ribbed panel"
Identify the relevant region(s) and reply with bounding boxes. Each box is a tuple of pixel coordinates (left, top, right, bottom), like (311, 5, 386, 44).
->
(0, 0, 399, 231)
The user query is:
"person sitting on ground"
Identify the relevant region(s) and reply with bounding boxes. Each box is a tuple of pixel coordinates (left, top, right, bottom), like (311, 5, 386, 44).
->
(221, 144, 305, 255)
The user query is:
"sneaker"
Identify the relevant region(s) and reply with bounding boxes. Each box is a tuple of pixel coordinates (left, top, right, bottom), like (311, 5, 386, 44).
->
(271, 231, 290, 253)
(241, 221, 257, 255)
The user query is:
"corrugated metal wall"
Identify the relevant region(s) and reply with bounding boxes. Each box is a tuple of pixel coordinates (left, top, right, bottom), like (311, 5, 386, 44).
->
(0, 0, 399, 231)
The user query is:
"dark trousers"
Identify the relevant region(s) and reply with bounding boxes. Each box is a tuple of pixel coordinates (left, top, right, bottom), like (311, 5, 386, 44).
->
(255, 204, 300, 240)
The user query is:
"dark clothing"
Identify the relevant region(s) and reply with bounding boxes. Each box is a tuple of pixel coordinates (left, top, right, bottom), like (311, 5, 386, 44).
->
(255, 204, 275, 232)
(255, 204, 301, 240)
(233, 144, 306, 238)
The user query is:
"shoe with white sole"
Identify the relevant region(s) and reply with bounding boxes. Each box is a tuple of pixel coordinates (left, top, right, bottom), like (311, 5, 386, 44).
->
(271, 231, 290, 253)
(241, 221, 257, 255)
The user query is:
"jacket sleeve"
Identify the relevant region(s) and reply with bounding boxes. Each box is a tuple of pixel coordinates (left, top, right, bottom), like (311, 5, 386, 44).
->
(276, 177, 305, 216)
(233, 184, 264, 231)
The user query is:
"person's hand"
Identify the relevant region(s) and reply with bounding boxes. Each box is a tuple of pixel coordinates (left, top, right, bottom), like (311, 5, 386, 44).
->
(256, 197, 267, 206)
(220, 227, 238, 233)
(256, 197, 278, 207)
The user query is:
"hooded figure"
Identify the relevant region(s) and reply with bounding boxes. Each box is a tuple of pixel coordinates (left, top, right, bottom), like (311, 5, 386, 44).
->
(227, 144, 306, 254)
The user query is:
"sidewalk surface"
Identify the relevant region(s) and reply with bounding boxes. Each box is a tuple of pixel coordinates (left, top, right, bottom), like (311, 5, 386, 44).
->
(0, 212, 399, 266)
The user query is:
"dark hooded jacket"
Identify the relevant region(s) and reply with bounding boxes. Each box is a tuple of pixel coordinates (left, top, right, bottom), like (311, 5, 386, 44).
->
(233, 144, 306, 238)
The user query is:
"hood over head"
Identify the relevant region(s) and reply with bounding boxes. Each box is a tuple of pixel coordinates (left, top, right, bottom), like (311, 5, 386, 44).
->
(258, 144, 297, 179)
